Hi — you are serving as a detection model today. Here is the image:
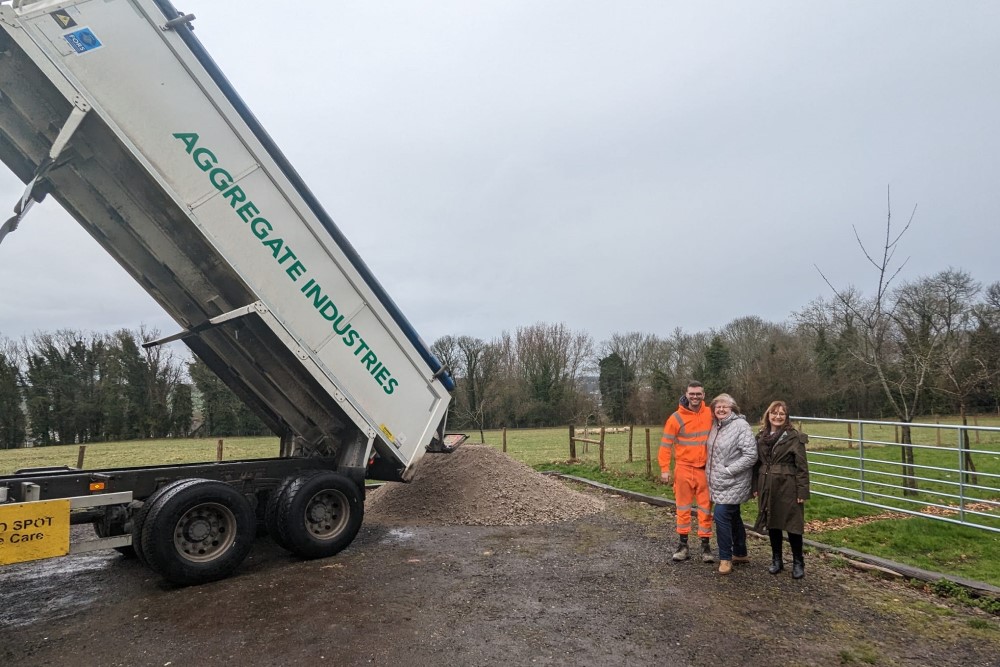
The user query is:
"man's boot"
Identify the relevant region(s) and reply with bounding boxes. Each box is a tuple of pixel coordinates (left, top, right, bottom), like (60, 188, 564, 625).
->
(792, 557, 805, 579)
(768, 555, 784, 575)
(672, 535, 689, 561)
(718, 560, 732, 575)
(701, 537, 714, 563)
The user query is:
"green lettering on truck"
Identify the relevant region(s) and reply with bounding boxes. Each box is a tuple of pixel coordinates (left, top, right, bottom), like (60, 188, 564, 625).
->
(173, 132, 400, 397)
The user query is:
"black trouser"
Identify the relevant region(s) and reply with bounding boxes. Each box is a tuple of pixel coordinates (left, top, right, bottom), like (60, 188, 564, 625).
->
(769, 529, 803, 561)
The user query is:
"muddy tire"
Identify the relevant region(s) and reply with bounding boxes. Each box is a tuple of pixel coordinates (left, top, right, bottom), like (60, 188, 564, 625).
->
(139, 479, 255, 585)
(263, 475, 299, 550)
(131, 479, 199, 571)
(272, 471, 363, 559)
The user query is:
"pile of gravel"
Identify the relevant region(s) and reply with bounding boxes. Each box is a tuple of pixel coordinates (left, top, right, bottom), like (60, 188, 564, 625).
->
(365, 444, 605, 526)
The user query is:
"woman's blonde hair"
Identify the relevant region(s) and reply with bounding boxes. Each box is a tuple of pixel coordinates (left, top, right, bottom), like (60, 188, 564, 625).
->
(761, 400, 789, 431)
(710, 393, 740, 414)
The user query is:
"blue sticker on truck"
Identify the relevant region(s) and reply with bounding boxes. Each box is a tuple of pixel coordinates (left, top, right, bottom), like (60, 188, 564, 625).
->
(64, 28, 102, 54)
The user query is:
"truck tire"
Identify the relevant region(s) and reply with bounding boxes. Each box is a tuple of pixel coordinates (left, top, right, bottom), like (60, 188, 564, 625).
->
(273, 471, 363, 560)
(139, 479, 256, 585)
(131, 479, 201, 571)
(263, 475, 299, 551)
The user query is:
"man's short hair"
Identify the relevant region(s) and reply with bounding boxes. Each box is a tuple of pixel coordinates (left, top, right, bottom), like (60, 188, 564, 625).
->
(687, 381, 704, 389)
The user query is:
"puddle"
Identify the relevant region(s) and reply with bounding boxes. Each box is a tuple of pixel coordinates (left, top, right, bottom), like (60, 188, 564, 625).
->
(383, 528, 416, 543)
(0, 550, 116, 629)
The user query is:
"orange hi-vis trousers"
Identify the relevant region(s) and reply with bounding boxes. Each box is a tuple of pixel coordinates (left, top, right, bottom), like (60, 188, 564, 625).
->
(674, 464, 712, 538)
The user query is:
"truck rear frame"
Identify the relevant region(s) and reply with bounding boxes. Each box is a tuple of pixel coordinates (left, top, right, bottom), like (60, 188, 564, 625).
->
(0, 0, 457, 584)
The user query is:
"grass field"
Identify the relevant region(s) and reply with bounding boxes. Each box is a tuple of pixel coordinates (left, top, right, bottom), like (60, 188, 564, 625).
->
(0, 436, 282, 474)
(2, 416, 999, 586)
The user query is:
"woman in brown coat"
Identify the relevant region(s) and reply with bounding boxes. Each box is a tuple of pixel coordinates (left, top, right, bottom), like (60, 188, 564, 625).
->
(752, 400, 810, 579)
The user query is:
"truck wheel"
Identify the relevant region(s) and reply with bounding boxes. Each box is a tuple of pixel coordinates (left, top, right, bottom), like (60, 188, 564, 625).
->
(131, 479, 201, 571)
(273, 471, 363, 559)
(139, 479, 256, 585)
(263, 475, 299, 550)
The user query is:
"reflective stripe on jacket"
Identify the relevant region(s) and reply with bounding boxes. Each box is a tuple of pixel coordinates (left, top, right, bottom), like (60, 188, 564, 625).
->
(659, 401, 712, 472)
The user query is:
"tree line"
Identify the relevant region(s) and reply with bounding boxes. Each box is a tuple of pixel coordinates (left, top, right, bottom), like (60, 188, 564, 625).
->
(433, 268, 1000, 440)
(1, 270, 997, 450)
(0, 328, 267, 449)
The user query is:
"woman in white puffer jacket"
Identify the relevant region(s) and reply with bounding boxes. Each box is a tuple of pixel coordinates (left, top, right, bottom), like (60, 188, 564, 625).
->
(706, 393, 758, 575)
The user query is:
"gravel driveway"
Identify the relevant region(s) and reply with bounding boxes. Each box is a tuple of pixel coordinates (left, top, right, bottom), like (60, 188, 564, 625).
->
(2, 484, 998, 667)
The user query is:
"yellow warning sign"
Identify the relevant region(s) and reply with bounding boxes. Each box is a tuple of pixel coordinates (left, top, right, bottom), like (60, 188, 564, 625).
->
(0, 499, 71, 565)
(379, 423, 395, 442)
(50, 10, 77, 30)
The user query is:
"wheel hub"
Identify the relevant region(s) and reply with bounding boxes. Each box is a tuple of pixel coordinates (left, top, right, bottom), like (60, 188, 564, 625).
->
(304, 490, 349, 539)
(184, 517, 213, 542)
(174, 502, 236, 562)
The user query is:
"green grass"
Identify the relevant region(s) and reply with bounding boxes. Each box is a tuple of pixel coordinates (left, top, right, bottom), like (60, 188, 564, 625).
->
(3, 418, 999, 586)
(929, 579, 1000, 615)
(813, 517, 1000, 585)
(0, 436, 282, 474)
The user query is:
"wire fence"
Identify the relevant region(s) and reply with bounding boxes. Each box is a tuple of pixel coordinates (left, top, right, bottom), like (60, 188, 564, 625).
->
(797, 416, 1000, 534)
(473, 424, 671, 478)
(472, 415, 1000, 533)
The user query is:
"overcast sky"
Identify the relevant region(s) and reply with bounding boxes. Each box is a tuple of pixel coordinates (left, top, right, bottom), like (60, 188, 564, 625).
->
(1, 0, 997, 349)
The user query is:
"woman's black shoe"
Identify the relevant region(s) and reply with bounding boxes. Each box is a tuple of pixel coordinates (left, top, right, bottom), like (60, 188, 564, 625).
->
(768, 558, 784, 575)
(792, 559, 805, 579)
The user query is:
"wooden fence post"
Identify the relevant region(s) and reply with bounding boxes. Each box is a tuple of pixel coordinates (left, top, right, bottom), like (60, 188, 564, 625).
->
(216, 438, 224, 462)
(76, 445, 86, 469)
(645, 428, 651, 477)
(569, 425, 576, 459)
(599, 427, 605, 471)
(628, 425, 634, 463)
(502, 427, 507, 453)
(894, 426, 899, 443)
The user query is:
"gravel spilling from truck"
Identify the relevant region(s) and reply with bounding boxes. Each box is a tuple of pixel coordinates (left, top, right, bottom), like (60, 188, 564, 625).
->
(365, 444, 605, 526)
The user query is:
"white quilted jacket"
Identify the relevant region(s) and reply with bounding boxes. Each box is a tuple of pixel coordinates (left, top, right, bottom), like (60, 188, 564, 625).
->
(706, 413, 758, 504)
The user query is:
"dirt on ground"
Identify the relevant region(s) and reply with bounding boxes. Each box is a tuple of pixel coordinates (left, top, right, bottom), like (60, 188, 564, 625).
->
(1, 445, 999, 667)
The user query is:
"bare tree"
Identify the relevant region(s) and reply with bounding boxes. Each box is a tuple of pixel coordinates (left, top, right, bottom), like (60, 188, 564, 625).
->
(720, 316, 776, 412)
(794, 292, 877, 417)
(816, 191, 927, 494)
(602, 332, 652, 381)
(515, 322, 593, 426)
(454, 336, 502, 441)
(600, 331, 653, 423)
(977, 282, 1000, 407)
(931, 271, 997, 484)
(430, 335, 461, 378)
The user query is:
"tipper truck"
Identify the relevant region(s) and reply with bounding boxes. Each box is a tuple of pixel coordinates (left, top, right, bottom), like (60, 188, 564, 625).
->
(0, 0, 460, 585)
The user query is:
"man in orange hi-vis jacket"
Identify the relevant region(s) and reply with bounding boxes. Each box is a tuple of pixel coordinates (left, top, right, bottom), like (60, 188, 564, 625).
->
(660, 381, 714, 562)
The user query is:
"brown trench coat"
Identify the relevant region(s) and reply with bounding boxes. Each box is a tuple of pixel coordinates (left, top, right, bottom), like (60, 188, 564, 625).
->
(752, 427, 810, 534)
